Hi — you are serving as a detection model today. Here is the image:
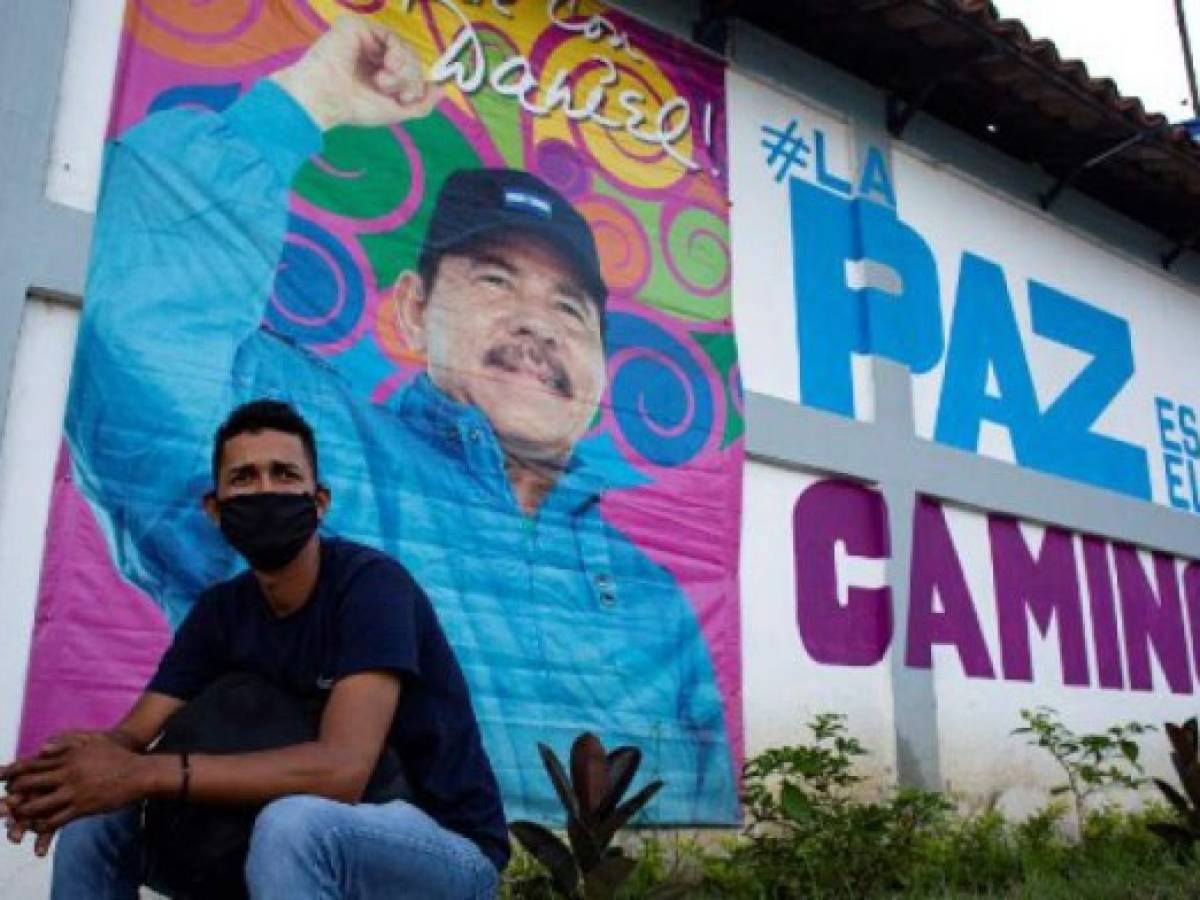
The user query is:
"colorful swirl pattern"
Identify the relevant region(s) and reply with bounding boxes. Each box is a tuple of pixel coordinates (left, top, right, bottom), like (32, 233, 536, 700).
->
(605, 310, 719, 467)
(148, 82, 241, 115)
(267, 213, 367, 348)
(126, 0, 318, 67)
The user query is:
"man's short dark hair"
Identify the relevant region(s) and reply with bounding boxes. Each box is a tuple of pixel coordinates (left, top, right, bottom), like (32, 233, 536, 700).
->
(211, 400, 319, 483)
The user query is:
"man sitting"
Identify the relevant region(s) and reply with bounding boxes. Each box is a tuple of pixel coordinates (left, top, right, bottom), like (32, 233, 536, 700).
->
(2, 399, 508, 899)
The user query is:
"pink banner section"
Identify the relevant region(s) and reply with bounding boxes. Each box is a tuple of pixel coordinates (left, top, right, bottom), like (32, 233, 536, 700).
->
(18, 448, 170, 757)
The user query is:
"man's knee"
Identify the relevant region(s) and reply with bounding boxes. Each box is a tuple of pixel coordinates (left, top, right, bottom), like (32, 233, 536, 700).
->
(245, 795, 339, 882)
(55, 815, 103, 859)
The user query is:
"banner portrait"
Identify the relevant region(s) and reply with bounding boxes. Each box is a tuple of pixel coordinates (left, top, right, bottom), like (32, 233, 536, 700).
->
(19, 0, 742, 823)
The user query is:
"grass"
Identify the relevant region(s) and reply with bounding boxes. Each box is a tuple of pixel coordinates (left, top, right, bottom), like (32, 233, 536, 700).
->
(501, 803, 1200, 898)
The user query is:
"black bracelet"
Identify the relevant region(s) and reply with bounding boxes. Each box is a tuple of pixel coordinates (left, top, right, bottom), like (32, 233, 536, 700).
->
(178, 751, 191, 804)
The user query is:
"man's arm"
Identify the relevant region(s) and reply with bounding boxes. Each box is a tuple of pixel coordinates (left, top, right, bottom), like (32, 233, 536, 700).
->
(68, 77, 325, 617)
(157, 670, 402, 806)
(68, 16, 438, 619)
(110, 692, 187, 751)
(5, 671, 400, 834)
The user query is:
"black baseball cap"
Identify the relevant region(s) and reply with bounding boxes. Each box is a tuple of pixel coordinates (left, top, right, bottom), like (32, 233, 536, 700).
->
(419, 168, 608, 307)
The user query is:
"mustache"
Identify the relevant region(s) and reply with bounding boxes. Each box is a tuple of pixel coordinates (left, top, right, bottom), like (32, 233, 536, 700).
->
(483, 341, 574, 398)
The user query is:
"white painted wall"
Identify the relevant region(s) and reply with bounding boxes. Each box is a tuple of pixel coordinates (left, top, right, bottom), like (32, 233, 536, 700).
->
(740, 461, 1197, 814)
(725, 56, 1200, 807)
(44, 0, 124, 213)
(0, 3, 123, 890)
(897, 147, 1200, 511)
(740, 462, 897, 777)
(927, 502, 1191, 817)
(0, 298, 80, 761)
(728, 70, 877, 422)
(0, 297, 80, 898)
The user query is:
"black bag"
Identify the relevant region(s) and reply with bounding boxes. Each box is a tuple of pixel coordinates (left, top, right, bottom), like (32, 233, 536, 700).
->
(141, 671, 410, 900)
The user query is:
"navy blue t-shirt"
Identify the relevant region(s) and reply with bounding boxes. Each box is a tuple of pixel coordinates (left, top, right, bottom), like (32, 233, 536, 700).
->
(148, 537, 510, 870)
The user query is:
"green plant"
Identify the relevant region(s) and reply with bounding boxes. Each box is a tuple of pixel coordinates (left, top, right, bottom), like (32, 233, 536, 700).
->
(609, 834, 737, 899)
(508, 733, 663, 899)
(499, 713, 1200, 897)
(1149, 717, 1200, 854)
(733, 712, 951, 898)
(502, 846, 557, 899)
(1013, 706, 1153, 837)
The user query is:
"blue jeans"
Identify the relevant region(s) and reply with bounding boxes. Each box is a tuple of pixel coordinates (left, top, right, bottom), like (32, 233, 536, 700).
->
(50, 795, 500, 899)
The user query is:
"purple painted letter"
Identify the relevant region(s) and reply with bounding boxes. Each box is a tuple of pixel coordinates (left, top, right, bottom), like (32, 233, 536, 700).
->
(989, 517, 1088, 686)
(1114, 545, 1192, 694)
(907, 497, 995, 678)
(1081, 537, 1125, 689)
(793, 479, 892, 666)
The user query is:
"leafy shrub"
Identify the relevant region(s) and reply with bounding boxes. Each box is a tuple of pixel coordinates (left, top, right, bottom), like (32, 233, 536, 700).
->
(727, 712, 952, 898)
(501, 713, 1200, 898)
(1013, 706, 1153, 837)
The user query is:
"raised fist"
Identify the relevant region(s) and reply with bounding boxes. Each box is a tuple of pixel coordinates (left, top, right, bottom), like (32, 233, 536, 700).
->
(270, 15, 440, 131)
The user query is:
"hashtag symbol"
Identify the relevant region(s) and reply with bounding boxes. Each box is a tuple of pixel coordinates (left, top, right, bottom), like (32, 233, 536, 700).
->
(761, 120, 811, 183)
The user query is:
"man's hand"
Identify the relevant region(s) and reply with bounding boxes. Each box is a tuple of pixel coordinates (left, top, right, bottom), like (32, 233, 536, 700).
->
(2, 734, 157, 841)
(270, 15, 441, 131)
(1, 730, 110, 855)
(0, 699, 176, 856)
(1, 792, 46, 856)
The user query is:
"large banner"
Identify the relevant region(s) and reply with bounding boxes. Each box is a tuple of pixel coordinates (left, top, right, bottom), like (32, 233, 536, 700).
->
(20, 0, 741, 824)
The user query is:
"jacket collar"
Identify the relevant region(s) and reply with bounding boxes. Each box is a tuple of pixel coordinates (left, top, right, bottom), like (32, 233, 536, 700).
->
(393, 373, 648, 513)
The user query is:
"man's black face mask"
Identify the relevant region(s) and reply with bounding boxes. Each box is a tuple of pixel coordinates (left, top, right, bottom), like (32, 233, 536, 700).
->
(217, 492, 318, 572)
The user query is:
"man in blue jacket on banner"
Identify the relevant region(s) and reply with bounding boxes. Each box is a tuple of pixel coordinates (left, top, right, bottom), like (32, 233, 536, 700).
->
(54, 15, 736, 825)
